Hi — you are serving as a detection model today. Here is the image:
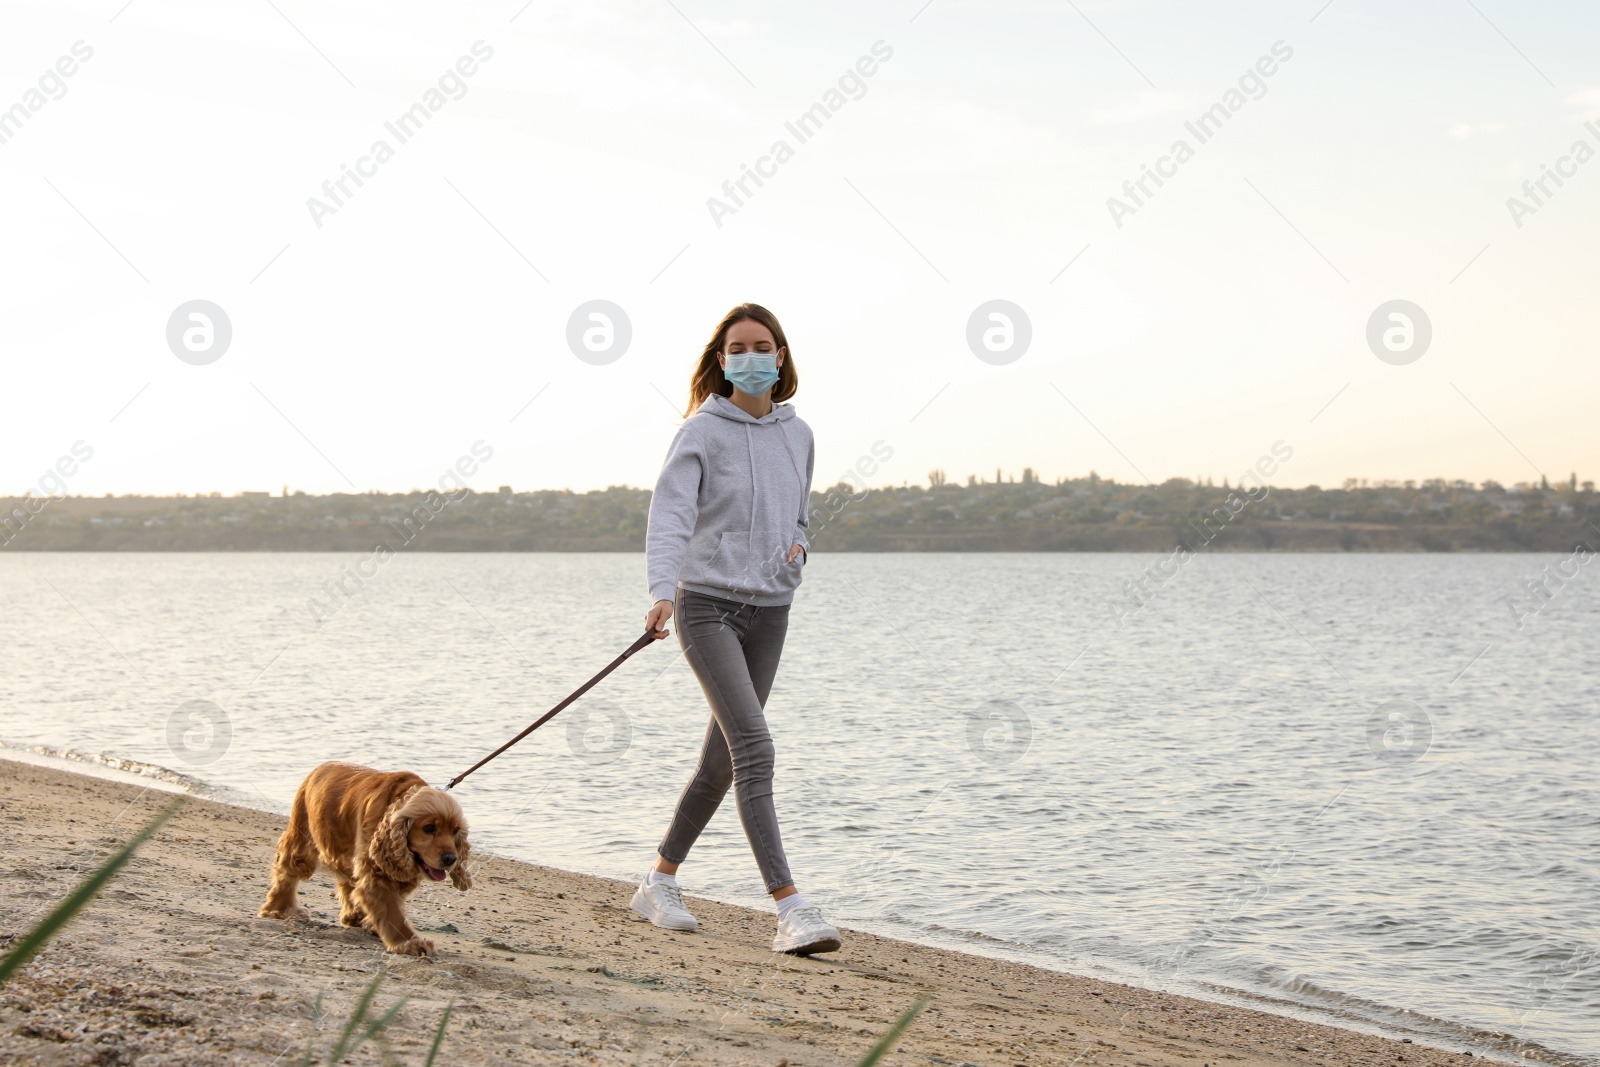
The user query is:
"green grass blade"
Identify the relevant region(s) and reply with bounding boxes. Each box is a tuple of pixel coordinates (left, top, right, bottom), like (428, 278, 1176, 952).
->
(354, 995, 408, 1049)
(423, 1001, 454, 1067)
(325, 971, 384, 1063)
(0, 797, 186, 986)
(854, 994, 929, 1067)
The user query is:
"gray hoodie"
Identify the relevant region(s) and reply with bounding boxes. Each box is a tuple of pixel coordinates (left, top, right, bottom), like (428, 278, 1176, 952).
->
(646, 393, 815, 607)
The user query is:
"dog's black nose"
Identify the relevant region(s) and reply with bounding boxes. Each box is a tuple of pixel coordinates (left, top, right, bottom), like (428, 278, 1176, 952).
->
(441, 852, 457, 868)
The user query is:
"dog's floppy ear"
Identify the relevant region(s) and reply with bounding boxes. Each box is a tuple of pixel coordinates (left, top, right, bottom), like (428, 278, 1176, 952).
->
(448, 825, 472, 891)
(368, 786, 420, 882)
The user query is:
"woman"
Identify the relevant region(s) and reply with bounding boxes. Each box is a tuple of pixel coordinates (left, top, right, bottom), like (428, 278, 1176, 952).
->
(632, 302, 841, 956)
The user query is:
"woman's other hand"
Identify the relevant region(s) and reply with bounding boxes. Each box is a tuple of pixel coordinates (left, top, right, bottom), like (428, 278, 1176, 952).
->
(645, 599, 674, 639)
(786, 544, 806, 564)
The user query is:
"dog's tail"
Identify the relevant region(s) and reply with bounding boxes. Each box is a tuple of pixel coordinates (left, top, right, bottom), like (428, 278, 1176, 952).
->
(273, 780, 317, 878)
(259, 777, 318, 917)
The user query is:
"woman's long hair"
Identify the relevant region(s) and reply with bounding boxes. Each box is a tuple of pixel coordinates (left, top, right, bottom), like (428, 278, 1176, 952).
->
(684, 303, 798, 417)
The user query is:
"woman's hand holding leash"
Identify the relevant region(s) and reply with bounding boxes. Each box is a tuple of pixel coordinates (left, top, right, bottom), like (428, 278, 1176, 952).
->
(646, 599, 674, 640)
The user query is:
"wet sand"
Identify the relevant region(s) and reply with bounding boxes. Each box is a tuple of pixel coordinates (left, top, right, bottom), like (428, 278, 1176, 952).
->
(0, 757, 1519, 1066)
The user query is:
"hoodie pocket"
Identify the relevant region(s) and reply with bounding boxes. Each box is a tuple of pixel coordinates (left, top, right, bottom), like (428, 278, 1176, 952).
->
(705, 530, 743, 579)
(748, 528, 796, 581)
(703, 529, 798, 593)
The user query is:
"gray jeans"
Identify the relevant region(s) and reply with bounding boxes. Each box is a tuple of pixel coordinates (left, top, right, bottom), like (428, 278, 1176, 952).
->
(657, 587, 794, 892)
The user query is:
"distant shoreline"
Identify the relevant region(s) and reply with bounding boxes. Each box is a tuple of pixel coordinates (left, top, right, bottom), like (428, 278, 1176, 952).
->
(1, 526, 1592, 552)
(5, 479, 1596, 553)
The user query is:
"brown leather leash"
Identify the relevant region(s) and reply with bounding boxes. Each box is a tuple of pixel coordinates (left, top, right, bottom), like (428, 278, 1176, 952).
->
(444, 627, 664, 791)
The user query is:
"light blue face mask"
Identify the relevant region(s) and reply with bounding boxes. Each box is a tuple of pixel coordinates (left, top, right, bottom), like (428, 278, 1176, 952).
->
(723, 350, 780, 397)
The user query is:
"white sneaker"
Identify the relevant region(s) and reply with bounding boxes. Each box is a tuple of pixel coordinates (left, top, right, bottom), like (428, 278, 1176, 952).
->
(631, 876, 697, 932)
(771, 904, 842, 955)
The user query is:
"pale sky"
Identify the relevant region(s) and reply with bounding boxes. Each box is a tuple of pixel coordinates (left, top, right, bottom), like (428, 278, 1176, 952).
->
(3, 0, 1597, 497)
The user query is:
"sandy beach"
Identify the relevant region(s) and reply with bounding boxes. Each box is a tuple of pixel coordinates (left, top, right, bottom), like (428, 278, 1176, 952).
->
(0, 757, 1523, 1067)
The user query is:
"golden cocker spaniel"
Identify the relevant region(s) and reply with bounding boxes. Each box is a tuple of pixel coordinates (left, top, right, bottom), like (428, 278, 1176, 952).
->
(258, 762, 472, 955)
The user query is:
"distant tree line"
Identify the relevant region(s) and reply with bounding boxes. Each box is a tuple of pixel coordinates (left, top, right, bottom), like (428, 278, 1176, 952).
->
(3, 471, 1597, 552)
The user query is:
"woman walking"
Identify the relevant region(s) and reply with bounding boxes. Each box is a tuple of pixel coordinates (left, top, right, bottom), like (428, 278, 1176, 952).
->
(632, 302, 841, 956)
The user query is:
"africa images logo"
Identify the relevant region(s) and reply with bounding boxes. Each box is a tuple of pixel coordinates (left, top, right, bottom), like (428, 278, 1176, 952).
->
(305, 41, 495, 228)
(1105, 40, 1294, 228)
(705, 41, 894, 228)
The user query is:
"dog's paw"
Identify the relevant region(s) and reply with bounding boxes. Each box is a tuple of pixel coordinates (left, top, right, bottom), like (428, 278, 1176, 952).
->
(391, 936, 435, 956)
(258, 904, 311, 921)
(338, 910, 367, 928)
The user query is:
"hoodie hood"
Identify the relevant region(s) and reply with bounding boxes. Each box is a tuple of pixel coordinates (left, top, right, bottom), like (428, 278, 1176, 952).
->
(698, 392, 798, 425)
